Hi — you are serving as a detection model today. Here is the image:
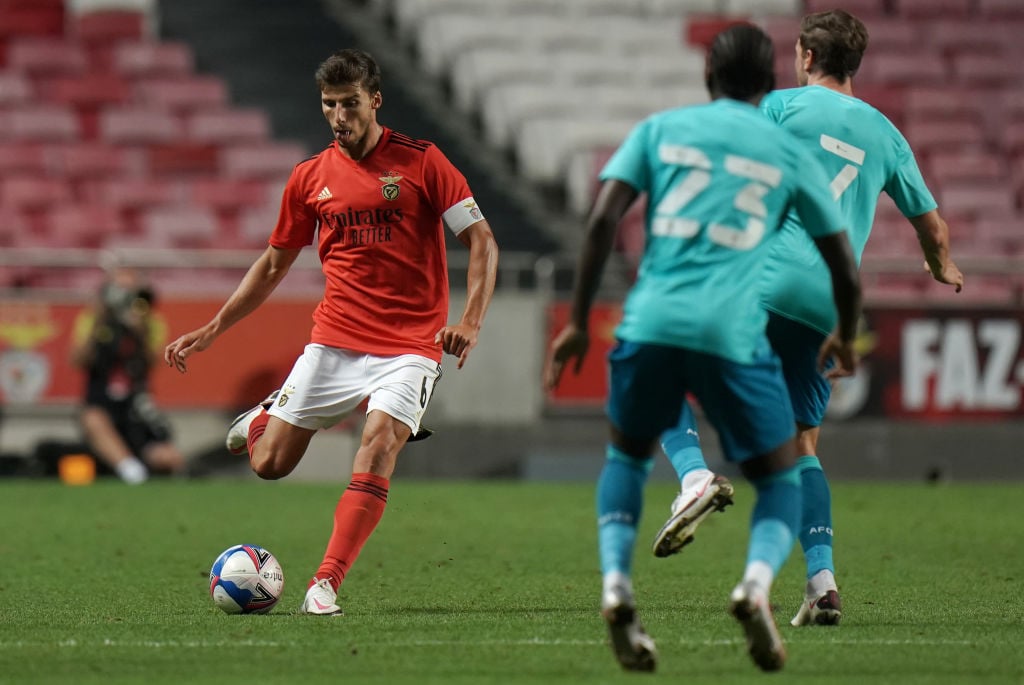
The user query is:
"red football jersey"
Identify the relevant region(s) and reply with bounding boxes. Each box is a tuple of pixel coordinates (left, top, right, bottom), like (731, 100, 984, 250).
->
(270, 128, 483, 362)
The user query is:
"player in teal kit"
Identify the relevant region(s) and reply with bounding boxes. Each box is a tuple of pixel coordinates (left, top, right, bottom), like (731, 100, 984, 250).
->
(544, 24, 862, 673)
(654, 10, 964, 627)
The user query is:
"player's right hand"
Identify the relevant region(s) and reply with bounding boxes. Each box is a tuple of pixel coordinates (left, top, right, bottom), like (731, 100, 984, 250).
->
(924, 258, 964, 293)
(544, 324, 589, 391)
(817, 332, 858, 380)
(164, 327, 215, 373)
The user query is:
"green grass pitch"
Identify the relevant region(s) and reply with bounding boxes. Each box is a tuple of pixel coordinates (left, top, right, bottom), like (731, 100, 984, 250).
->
(0, 479, 1021, 685)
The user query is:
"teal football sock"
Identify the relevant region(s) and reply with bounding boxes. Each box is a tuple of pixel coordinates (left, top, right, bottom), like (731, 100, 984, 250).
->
(746, 465, 801, 576)
(661, 425, 708, 481)
(797, 455, 835, 579)
(596, 444, 653, 577)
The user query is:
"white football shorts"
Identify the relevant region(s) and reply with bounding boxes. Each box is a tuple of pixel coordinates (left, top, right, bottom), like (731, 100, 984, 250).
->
(267, 343, 441, 434)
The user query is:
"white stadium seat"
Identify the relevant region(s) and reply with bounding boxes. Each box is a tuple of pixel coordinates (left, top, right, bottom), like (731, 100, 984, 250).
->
(516, 116, 636, 185)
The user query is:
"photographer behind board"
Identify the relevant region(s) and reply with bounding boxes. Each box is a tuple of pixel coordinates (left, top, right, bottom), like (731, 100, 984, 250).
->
(70, 267, 186, 483)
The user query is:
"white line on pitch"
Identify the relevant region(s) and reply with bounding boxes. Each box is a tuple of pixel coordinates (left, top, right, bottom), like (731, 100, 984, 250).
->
(0, 637, 981, 649)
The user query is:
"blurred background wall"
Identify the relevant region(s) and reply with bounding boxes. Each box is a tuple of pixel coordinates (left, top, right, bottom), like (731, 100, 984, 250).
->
(0, 0, 1022, 481)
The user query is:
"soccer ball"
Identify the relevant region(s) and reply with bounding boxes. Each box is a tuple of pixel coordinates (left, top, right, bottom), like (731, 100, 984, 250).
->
(209, 544, 284, 614)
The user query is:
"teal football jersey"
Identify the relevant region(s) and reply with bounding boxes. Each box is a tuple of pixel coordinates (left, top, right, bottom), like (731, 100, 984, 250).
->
(760, 85, 937, 334)
(600, 98, 844, 364)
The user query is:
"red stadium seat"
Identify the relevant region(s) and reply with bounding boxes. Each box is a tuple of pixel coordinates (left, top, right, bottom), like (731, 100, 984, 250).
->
(952, 54, 1024, 86)
(133, 76, 229, 112)
(0, 176, 72, 209)
(894, 0, 972, 18)
(1002, 90, 1024, 121)
(78, 177, 184, 210)
(1001, 122, 1024, 156)
(805, 0, 886, 16)
(0, 70, 32, 105)
(939, 181, 1016, 216)
(0, 5, 63, 39)
(0, 105, 80, 141)
(139, 206, 220, 248)
(928, 151, 1007, 185)
(974, 214, 1024, 251)
(978, 0, 1024, 17)
(857, 51, 947, 86)
(188, 177, 275, 212)
(70, 10, 150, 43)
(925, 19, 1024, 54)
(101, 231, 173, 250)
(99, 106, 183, 144)
(146, 143, 220, 175)
(219, 142, 308, 178)
(236, 205, 278, 247)
(113, 42, 194, 77)
(855, 20, 924, 51)
(43, 204, 125, 248)
(685, 15, 750, 49)
(185, 109, 271, 144)
(0, 206, 30, 247)
(903, 118, 986, 153)
(0, 143, 46, 175)
(46, 143, 146, 179)
(904, 86, 985, 123)
(856, 85, 907, 126)
(45, 73, 132, 107)
(6, 38, 88, 76)
(863, 275, 926, 304)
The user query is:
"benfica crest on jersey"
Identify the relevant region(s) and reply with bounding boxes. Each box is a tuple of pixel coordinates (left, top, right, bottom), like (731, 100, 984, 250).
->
(379, 173, 402, 201)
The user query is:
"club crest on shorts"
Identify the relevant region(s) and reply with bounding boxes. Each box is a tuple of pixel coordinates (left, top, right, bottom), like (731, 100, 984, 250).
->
(278, 385, 295, 408)
(379, 173, 402, 201)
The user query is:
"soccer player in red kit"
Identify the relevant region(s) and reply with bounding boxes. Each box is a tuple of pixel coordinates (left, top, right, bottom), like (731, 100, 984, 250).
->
(164, 48, 499, 615)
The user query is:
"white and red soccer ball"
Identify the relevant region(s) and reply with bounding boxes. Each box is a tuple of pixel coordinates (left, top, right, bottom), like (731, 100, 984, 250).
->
(209, 544, 284, 614)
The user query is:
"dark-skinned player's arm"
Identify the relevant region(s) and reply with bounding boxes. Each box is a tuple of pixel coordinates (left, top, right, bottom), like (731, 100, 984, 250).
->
(544, 179, 638, 391)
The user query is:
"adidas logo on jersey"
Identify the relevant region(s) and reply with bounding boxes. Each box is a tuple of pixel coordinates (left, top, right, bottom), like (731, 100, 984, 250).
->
(316, 186, 333, 201)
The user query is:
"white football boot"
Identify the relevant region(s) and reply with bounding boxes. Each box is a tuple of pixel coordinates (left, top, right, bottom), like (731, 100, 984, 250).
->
(300, 578, 344, 616)
(652, 472, 735, 557)
(729, 580, 786, 672)
(600, 577, 657, 672)
(791, 569, 842, 626)
(225, 390, 279, 455)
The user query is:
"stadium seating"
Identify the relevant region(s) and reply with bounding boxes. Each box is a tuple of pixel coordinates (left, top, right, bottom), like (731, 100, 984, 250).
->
(44, 204, 126, 248)
(0, 70, 32, 105)
(133, 76, 229, 112)
(374, 0, 1023, 303)
(0, 0, 309, 277)
(1, 0, 1020, 304)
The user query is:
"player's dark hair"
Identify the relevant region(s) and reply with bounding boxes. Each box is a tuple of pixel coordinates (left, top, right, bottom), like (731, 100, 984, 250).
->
(706, 24, 775, 101)
(315, 48, 382, 94)
(799, 10, 869, 82)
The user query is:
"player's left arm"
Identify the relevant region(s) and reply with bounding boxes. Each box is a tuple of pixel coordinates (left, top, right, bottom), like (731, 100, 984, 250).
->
(908, 210, 963, 293)
(885, 136, 964, 293)
(436, 220, 499, 369)
(544, 179, 639, 390)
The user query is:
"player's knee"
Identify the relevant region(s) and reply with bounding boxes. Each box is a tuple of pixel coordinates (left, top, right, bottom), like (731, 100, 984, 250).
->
(249, 448, 297, 480)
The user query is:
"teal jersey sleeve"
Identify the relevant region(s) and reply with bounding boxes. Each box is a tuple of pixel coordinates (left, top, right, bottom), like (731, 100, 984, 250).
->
(884, 132, 936, 219)
(600, 118, 651, 192)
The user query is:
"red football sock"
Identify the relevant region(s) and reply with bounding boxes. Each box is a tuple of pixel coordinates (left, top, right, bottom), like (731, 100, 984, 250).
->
(314, 472, 389, 591)
(246, 410, 270, 466)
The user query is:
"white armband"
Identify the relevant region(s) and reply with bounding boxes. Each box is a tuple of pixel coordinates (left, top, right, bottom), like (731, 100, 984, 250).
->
(442, 196, 484, 235)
